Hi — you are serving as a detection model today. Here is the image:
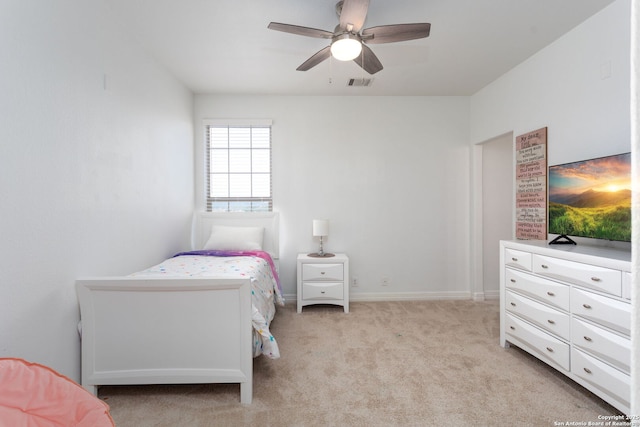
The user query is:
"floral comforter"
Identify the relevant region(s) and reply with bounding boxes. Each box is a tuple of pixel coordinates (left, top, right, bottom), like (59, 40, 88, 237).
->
(130, 250, 284, 359)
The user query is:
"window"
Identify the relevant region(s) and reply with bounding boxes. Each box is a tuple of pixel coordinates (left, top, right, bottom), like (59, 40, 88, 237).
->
(205, 120, 272, 212)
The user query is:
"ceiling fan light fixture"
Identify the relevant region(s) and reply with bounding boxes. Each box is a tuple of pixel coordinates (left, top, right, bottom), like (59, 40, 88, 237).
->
(330, 33, 362, 61)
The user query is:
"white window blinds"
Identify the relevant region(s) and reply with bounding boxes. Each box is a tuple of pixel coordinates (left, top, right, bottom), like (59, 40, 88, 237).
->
(205, 120, 272, 212)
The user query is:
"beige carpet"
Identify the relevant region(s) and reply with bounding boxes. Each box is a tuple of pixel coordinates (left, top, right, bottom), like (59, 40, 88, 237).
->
(100, 300, 622, 426)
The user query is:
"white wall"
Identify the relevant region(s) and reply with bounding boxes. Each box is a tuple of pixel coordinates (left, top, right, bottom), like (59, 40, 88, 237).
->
(0, 0, 194, 381)
(194, 96, 471, 300)
(470, 0, 630, 164)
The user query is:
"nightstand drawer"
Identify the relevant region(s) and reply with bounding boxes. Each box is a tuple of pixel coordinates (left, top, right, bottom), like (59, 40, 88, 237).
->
(303, 282, 343, 300)
(302, 263, 344, 281)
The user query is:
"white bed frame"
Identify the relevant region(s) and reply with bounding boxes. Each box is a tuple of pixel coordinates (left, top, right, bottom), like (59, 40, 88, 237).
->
(76, 212, 280, 405)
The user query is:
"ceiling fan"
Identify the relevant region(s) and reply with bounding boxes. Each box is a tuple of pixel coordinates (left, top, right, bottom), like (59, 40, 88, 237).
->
(267, 0, 431, 75)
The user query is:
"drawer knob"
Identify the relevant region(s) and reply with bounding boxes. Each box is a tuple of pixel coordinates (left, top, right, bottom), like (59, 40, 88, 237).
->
(583, 367, 592, 374)
(510, 302, 516, 307)
(547, 319, 555, 324)
(590, 277, 601, 282)
(511, 257, 518, 262)
(541, 264, 549, 269)
(321, 291, 326, 294)
(509, 326, 515, 330)
(510, 279, 516, 283)
(321, 272, 326, 275)
(583, 336, 592, 342)
(582, 304, 592, 309)
(546, 347, 554, 353)
(547, 291, 555, 296)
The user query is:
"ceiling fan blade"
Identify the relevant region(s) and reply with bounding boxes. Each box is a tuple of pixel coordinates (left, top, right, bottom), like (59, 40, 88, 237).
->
(339, 0, 370, 32)
(352, 44, 383, 74)
(268, 22, 333, 39)
(362, 23, 431, 44)
(297, 46, 332, 71)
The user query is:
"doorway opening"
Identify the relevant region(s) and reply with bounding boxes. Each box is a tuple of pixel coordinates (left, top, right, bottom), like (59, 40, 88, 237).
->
(472, 132, 514, 300)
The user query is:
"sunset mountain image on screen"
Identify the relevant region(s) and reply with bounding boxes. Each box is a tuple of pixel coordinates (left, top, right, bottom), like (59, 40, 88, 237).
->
(547, 152, 631, 242)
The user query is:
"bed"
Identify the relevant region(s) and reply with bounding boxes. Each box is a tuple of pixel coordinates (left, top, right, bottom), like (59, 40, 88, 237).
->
(76, 212, 282, 404)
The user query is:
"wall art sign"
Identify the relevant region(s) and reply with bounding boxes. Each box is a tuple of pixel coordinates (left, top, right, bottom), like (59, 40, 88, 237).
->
(515, 127, 547, 240)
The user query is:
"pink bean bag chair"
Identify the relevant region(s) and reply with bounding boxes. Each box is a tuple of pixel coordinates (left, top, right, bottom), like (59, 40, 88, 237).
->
(0, 358, 114, 426)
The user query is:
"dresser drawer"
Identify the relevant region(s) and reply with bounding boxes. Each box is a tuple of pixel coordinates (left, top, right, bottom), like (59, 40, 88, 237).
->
(506, 291, 570, 340)
(505, 313, 570, 371)
(504, 248, 532, 271)
(302, 263, 344, 281)
(533, 255, 621, 296)
(571, 348, 630, 411)
(302, 282, 343, 300)
(505, 268, 569, 311)
(622, 272, 631, 300)
(571, 318, 630, 374)
(571, 288, 631, 336)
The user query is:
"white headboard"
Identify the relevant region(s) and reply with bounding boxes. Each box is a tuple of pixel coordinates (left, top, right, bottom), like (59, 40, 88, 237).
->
(192, 212, 280, 259)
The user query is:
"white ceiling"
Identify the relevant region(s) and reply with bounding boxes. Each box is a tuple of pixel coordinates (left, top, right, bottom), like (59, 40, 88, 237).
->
(105, 0, 616, 96)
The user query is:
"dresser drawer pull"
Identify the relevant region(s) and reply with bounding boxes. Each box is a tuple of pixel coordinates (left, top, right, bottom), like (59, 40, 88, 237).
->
(320, 291, 326, 294)
(509, 326, 515, 330)
(510, 302, 516, 306)
(510, 279, 516, 283)
(583, 336, 592, 342)
(546, 291, 555, 296)
(590, 277, 601, 282)
(547, 319, 555, 324)
(511, 257, 518, 262)
(582, 304, 592, 309)
(321, 272, 326, 275)
(546, 347, 554, 353)
(541, 264, 549, 269)
(583, 367, 592, 374)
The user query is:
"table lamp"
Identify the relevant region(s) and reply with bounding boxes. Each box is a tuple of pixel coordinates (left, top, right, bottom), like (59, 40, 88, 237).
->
(309, 219, 334, 257)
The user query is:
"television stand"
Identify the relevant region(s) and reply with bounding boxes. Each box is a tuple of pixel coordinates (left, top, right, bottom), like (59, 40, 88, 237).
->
(549, 234, 576, 245)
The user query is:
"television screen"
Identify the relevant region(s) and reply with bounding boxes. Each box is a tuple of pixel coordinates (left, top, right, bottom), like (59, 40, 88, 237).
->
(548, 152, 631, 243)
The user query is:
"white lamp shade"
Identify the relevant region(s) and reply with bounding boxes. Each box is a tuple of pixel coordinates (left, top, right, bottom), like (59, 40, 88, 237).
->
(330, 36, 362, 61)
(312, 219, 329, 237)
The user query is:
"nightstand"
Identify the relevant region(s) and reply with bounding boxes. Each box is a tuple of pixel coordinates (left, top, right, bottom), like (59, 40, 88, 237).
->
(297, 253, 349, 313)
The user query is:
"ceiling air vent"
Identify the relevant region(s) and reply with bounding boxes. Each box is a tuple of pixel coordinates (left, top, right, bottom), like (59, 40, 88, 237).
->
(347, 78, 373, 87)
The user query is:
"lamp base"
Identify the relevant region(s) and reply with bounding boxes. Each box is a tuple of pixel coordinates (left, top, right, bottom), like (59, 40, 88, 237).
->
(307, 252, 335, 258)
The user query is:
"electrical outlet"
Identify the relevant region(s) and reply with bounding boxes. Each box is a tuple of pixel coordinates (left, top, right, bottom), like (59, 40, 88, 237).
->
(381, 277, 390, 286)
(352, 277, 359, 287)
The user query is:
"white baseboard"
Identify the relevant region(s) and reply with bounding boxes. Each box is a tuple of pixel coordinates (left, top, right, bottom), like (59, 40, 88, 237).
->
(483, 289, 500, 300)
(284, 291, 474, 303)
(350, 291, 473, 301)
(472, 292, 484, 301)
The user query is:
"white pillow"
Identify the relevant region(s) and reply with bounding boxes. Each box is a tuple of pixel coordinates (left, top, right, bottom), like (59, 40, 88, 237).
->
(203, 225, 264, 251)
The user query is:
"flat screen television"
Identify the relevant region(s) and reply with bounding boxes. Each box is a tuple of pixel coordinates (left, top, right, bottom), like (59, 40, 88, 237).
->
(547, 152, 631, 244)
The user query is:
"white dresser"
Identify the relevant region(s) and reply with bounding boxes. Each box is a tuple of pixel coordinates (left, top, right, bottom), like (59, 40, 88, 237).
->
(499, 240, 631, 414)
(297, 253, 349, 313)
